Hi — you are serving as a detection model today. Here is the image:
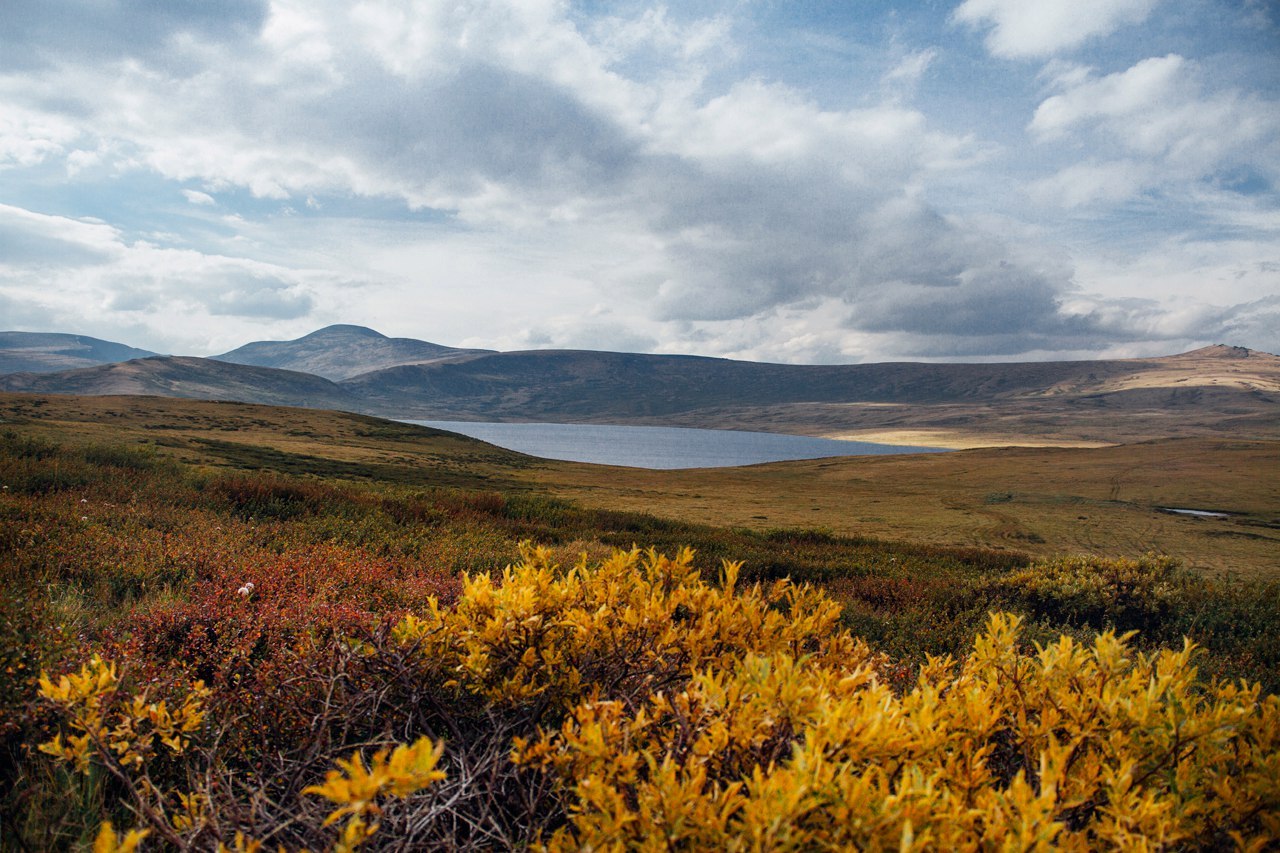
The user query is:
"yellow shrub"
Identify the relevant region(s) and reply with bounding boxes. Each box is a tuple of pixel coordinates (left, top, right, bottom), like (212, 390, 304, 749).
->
(37, 654, 209, 773)
(521, 613, 1280, 850)
(392, 544, 878, 711)
(303, 737, 447, 851)
(35, 548, 1280, 849)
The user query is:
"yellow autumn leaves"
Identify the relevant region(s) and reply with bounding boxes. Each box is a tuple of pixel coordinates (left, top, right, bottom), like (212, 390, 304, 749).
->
(37, 655, 208, 773)
(391, 544, 876, 709)
(38, 546, 1280, 850)
(521, 615, 1280, 849)
(302, 738, 446, 852)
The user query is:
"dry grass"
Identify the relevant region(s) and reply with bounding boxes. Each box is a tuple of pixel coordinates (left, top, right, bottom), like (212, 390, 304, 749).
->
(539, 440, 1280, 578)
(3, 392, 1276, 578)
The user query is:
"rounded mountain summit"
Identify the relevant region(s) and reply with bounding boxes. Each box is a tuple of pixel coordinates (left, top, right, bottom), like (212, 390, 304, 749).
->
(212, 324, 493, 381)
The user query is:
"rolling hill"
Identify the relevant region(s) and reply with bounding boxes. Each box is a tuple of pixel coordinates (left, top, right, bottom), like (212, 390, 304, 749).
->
(212, 324, 491, 380)
(0, 356, 357, 410)
(338, 344, 1280, 445)
(0, 331, 156, 374)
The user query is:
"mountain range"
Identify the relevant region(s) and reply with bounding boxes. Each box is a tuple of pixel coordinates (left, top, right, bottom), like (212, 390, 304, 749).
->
(2, 325, 1278, 447)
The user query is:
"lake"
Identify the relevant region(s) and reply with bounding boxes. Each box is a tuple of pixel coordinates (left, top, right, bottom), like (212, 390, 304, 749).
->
(405, 420, 946, 469)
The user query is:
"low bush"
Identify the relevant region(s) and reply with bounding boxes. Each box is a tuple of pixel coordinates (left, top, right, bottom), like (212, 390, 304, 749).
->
(984, 553, 1184, 633)
(29, 548, 1280, 850)
(5, 432, 1279, 849)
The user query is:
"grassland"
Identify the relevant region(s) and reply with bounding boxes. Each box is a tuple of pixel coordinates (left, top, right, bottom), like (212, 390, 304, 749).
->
(3, 392, 1275, 578)
(543, 438, 1280, 579)
(2, 391, 1279, 848)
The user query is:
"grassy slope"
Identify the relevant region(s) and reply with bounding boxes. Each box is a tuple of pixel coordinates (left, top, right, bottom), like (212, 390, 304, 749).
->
(2, 392, 1276, 578)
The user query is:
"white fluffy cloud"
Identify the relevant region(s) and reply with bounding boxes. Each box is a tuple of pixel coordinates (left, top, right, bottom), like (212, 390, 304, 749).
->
(1030, 55, 1186, 140)
(1029, 54, 1280, 207)
(953, 0, 1160, 58)
(0, 203, 333, 352)
(0, 0, 1275, 361)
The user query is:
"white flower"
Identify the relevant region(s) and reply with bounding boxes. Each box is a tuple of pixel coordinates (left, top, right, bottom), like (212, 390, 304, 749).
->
(80, 516, 89, 522)
(237, 586, 250, 596)
(244, 582, 255, 591)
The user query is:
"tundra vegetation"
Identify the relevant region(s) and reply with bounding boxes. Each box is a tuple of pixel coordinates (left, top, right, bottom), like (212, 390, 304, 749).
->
(1, 407, 1278, 850)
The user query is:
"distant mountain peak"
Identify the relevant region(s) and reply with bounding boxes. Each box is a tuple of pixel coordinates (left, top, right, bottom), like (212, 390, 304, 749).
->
(305, 324, 387, 339)
(1175, 344, 1267, 360)
(212, 325, 491, 381)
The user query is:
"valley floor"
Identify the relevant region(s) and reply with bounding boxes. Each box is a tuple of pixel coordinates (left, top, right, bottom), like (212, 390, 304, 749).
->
(3, 392, 1277, 578)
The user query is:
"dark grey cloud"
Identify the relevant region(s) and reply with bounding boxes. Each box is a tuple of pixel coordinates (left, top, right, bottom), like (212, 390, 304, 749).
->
(634, 154, 1095, 356)
(223, 61, 643, 205)
(847, 264, 1065, 337)
(881, 294, 1280, 359)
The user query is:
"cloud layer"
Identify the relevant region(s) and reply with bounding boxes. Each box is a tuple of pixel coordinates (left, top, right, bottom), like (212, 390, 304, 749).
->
(0, 0, 1276, 362)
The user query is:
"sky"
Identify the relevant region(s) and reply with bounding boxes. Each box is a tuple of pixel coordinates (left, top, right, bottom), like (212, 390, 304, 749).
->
(0, 0, 1277, 363)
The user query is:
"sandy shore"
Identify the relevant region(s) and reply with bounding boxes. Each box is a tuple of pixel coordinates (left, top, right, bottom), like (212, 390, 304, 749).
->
(821, 429, 1116, 450)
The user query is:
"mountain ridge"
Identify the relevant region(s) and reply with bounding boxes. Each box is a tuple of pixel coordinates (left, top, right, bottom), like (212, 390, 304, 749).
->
(1, 328, 1276, 447)
(0, 356, 357, 410)
(0, 331, 157, 375)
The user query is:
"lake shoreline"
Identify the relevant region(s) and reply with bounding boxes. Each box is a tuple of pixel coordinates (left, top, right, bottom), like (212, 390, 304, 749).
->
(404, 420, 947, 469)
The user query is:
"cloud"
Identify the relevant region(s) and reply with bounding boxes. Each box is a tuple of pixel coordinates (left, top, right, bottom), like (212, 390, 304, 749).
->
(0, 204, 120, 266)
(0, 0, 268, 71)
(0, 0, 1274, 361)
(883, 49, 938, 88)
(0, 106, 81, 169)
(1028, 160, 1153, 208)
(1030, 54, 1186, 141)
(1028, 55, 1280, 207)
(519, 318, 659, 355)
(0, 290, 64, 332)
(205, 274, 314, 319)
(0, 201, 332, 350)
(953, 0, 1160, 58)
(588, 6, 733, 66)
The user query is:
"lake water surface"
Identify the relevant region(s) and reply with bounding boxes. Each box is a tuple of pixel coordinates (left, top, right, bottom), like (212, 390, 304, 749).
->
(406, 420, 946, 469)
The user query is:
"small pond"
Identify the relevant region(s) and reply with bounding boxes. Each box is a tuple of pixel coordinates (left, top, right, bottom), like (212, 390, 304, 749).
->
(1159, 507, 1231, 519)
